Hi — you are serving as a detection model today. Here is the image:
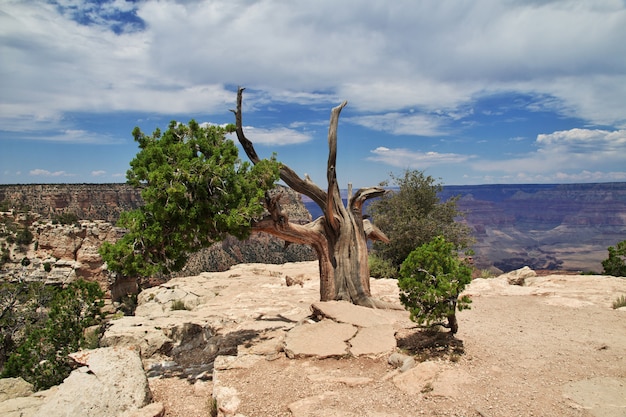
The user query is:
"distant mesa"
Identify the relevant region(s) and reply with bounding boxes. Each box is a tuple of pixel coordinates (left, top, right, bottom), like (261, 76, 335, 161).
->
(2, 182, 626, 274)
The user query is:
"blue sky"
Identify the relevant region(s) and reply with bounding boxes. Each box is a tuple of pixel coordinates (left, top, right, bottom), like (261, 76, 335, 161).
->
(1, 0, 625, 188)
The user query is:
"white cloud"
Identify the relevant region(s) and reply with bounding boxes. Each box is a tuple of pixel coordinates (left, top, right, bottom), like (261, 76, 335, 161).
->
(367, 147, 472, 168)
(91, 170, 107, 177)
(19, 130, 122, 144)
(1, 0, 625, 150)
(349, 113, 448, 137)
(30, 169, 73, 178)
(473, 128, 626, 174)
(228, 126, 312, 146)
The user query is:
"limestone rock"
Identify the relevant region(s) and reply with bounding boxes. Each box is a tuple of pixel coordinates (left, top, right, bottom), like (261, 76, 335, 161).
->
(388, 352, 416, 372)
(34, 347, 151, 417)
(0, 377, 34, 401)
(501, 266, 537, 285)
(100, 316, 174, 358)
(121, 402, 166, 417)
(563, 376, 626, 417)
(0, 395, 46, 417)
(311, 300, 396, 327)
(213, 386, 241, 417)
(392, 360, 441, 395)
(349, 325, 397, 357)
(284, 320, 357, 358)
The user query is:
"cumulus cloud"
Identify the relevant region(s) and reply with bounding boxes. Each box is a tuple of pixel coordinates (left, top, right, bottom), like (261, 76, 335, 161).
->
(473, 128, 626, 175)
(1, 0, 625, 128)
(367, 146, 472, 168)
(228, 126, 312, 146)
(30, 169, 73, 177)
(349, 112, 448, 136)
(2, 0, 626, 185)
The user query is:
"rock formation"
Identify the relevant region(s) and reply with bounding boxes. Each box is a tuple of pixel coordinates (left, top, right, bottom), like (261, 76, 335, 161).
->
(0, 185, 315, 294)
(0, 184, 142, 223)
(0, 213, 125, 293)
(439, 182, 626, 272)
(1, 261, 626, 416)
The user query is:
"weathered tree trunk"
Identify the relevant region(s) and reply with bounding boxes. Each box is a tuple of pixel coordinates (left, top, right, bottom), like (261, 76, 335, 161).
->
(232, 87, 393, 307)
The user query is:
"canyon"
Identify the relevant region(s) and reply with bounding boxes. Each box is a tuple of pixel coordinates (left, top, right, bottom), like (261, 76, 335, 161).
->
(440, 182, 626, 272)
(2, 182, 626, 283)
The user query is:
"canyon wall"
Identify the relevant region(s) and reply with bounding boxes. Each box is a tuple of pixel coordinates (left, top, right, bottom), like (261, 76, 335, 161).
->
(0, 184, 142, 222)
(0, 184, 315, 296)
(440, 182, 626, 272)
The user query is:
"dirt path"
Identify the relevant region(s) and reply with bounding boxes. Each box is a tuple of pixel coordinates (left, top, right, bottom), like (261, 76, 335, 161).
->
(150, 273, 626, 417)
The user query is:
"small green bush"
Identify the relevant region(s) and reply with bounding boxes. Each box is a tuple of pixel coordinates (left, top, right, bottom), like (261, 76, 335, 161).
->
(1, 280, 104, 390)
(0, 247, 9, 266)
(398, 236, 472, 334)
(602, 240, 626, 277)
(52, 212, 79, 226)
(43, 262, 52, 272)
(368, 254, 398, 279)
(612, 295, 626, 309)
(15, 228, 33, 246)
(171, 299, 190, 311)
(118, 293, 138, 316)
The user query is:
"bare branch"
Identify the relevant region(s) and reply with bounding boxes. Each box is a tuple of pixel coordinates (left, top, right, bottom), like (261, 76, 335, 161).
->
(349, 186, 389, 213)
(232, 87, 327, 210)
(363, 219, 390, 243)
(326, 100, 348, 230)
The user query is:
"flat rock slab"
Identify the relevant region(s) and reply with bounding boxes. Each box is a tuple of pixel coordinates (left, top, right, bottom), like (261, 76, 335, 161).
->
(284, 320, 357, 358)
(34, 347, 151, 417)
(311, 301, 397, 327)
(563, 377, 626, 417)
(288, 391, 403, 417)
(0, 377, 34, 402)
(0, 395, 46, 417)
(349, 325, 398, 357)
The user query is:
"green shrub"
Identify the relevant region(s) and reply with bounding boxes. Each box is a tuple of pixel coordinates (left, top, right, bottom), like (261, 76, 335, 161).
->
(0, 247, 9, 266)
(118, 293, 138, 316)
(15, 228, 33, 246)
(52, 212, 79, 226)
(602, 240, 626, 277)
(171, 299, 189, 311)
(367, 170, 473, 271)
(398, 236, 472, 334)
(368, 254, 398, 279)
(43, 262, 52, 272)
(1, 280, 104, 390)
(612, 295, 626, 309)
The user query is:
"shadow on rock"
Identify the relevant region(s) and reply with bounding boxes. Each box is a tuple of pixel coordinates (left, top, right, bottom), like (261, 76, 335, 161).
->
(396, 328, 465, 362)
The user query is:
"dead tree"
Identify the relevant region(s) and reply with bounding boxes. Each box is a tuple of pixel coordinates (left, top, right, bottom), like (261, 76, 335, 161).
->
(233, 87, 393, 307)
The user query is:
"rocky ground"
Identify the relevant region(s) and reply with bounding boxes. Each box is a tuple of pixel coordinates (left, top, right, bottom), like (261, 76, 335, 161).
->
(141, 262, 626, 417)
(2, 261, 625, 417)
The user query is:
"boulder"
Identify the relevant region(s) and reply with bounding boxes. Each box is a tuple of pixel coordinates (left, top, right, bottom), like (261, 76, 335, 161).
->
(392, 360, 441, 395)
(33, 347, 151, 417)
(501, 266, 537, 285)
(100, 316, 175, 358)
(0, 377, 34, 401)
(388, 352, 416, 372)
(0, 395, 46, 417)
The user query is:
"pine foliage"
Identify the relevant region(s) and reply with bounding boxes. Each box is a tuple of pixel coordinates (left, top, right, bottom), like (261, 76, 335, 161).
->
(100, 120, 280, 277)
(398, 236, 472, 334)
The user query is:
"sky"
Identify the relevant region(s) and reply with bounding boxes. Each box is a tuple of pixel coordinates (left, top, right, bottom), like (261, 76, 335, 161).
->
(1, 0, 626, 188)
